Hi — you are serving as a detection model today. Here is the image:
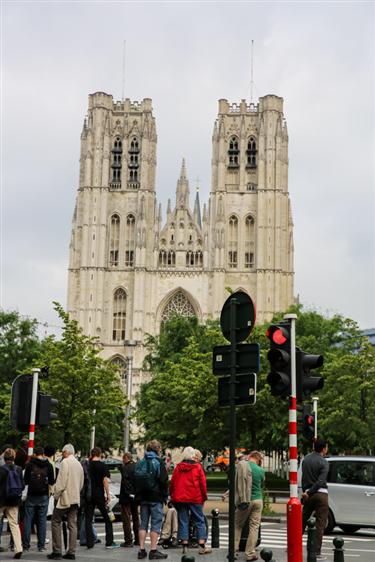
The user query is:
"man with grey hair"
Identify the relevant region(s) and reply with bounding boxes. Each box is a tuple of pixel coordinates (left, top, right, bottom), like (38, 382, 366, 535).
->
(47, 444, 84, 560)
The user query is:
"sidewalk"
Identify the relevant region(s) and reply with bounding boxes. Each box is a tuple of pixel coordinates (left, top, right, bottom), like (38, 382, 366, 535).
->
(20, 545, 288, 562)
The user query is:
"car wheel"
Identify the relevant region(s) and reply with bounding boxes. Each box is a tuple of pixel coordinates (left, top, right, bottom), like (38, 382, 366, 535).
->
(324, 510, 335, 534)
(339, 525, 361, 534)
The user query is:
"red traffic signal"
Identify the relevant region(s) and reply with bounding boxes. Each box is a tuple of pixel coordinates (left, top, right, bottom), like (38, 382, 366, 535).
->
(266, 322, 292, 398)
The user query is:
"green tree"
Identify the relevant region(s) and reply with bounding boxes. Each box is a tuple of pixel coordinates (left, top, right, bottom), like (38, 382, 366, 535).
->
(34, 303, 125, 453)
(0, 310, 41, 444)
(136, 305, 372, 455)
(0, 310, 41, 384)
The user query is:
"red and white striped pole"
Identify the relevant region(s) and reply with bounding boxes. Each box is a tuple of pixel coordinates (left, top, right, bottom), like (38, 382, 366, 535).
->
(284, 314, 303, 562)
(27, 368, 40, 458)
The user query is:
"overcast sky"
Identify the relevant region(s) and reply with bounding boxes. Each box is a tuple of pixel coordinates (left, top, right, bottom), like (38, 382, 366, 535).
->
(1, 0, 374, 335)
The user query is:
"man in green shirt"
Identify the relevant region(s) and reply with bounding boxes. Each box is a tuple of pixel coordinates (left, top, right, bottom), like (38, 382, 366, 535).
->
(235, 451, 265, 561)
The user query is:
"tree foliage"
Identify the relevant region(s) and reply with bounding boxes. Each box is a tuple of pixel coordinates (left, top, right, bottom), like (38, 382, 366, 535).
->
(0, 304, 125, 454)
(136, 306, 375, 455)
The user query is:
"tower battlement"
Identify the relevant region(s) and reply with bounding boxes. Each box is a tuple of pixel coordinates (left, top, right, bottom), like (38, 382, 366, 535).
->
(88, 92, 153, 113)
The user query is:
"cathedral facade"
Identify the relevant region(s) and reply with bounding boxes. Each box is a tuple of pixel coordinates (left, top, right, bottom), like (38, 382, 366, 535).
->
(67, 91, 294, 391)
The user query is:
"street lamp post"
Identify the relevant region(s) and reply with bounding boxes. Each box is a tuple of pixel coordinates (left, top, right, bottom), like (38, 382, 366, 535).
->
(123, 340, 137, 452)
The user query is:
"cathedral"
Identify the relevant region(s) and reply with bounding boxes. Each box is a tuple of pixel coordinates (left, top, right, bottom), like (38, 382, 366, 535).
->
(67, 91, 294, 393)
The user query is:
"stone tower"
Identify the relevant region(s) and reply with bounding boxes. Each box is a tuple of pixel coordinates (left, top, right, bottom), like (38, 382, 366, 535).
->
(67, 91, 294, 394)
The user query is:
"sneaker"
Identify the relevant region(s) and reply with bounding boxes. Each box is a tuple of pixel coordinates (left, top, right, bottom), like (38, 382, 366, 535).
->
(38, 547, 47, 552)
(121, 542, 134, 547)
(199, 545, 213, 555)
(138, 550, 147, 559)
(106, 543, 120, 549)
(94, 539, 102, 544)
(149, 550, 168, 559)
(316, 556, 327, 561)
(170, 538, 178, 548)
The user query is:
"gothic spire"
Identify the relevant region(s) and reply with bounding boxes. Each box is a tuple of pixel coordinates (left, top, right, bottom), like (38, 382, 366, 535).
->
(194, 187, 202, 228)
(176, 158, 190, 209)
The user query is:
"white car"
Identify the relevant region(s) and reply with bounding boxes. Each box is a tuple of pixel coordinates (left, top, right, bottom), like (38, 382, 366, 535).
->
(298, 455, 375, 533)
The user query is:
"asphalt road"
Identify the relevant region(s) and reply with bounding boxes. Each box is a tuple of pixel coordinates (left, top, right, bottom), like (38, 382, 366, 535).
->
(9, 519, 374, 562)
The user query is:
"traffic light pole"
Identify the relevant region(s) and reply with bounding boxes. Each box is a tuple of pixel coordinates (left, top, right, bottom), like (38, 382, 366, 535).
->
(312, 397, 319, 440)
(284, 314, 303, 562)
(27, 367, 40, 457)
(228, 298, 237, 562)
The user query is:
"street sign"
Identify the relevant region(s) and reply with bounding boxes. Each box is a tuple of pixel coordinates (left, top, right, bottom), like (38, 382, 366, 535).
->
(213, 343, 260, 375)
(220, 291, 256, 343)
(218, 373, 257, 407)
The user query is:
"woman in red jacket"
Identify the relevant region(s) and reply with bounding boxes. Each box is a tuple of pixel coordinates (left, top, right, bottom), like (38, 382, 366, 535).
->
(170, 447, 211, 555)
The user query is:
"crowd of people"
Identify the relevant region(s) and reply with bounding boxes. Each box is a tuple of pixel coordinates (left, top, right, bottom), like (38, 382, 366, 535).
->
(0, 437, 329, 562)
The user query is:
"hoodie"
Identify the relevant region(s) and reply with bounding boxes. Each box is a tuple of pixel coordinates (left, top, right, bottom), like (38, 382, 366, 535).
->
(170, 460, 207, 504)
(24, 457, 55, 496)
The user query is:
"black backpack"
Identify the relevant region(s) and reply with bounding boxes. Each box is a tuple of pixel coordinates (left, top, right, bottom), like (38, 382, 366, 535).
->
(3, 465, 23, 501)
(29, 462, 49, 495)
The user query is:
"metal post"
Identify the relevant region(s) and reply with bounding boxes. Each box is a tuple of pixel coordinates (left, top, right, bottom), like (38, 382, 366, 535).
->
(228, 298, 237, 562)
(312, 397, 319, 440)
(28, 368, 40, 457)
(211, 508, 220, 548)
(260, 548, 275, 561)
(333, 537, 345, 562)
(284, 313, 303, 562)
(123, 340, 137, 452)
(306, 517, 317, 562)
(124, 354, 132, 452)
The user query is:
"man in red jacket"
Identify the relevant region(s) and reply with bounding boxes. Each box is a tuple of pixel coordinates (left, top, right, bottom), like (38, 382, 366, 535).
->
(170, 447, 211, 555)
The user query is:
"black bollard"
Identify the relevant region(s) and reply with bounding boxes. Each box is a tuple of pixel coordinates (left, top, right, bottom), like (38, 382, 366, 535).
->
(260, 548, 275, 562)
(211, 508, 220, 548)
(181, 555, 195, 562)
(333, 537, 345, 562)
(306, 517, 317, 562)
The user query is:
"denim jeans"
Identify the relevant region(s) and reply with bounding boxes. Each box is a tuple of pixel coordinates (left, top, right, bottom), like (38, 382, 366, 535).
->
(79, 514, 98, 545)
(176, 503, 207, 542)
(23, 495, 49, 549)
(140, 502, 164, 534)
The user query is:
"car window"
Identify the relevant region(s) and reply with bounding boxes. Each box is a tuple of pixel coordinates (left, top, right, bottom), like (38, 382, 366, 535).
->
(331, 461, 374, 485)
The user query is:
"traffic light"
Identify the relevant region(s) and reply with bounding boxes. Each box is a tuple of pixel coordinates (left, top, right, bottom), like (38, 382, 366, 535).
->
(36, 393, 59, 426)
(10, 374, 33, 431)
(297, 404, 315, 439)
(266, 322, 291, 398)
(296, 349, 324, 402)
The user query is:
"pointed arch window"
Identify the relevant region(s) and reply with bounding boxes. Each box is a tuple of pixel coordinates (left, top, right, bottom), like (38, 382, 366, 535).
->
(246, 136, 257, 168)
(112, 288, 127, 342)
(110, 137, 122, 188)
(125, 214, 135, 266)
(186, 251, 203, 268)
(109, 214, 120, 266)
(158, 250, 175, 268)
(110, 356, 127, 384)
(228, 215, 238, 268)
(228, 136, 239, 168)
(244, 214, 255, 268)
(161, 290, 196, 323)
(128, 136, 140, 188)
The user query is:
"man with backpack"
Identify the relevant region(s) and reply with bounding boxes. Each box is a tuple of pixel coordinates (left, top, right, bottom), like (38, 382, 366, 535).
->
(119, 452, 140, 547)
(23, 446, 55, 553)
(0, 447, 25, 559)
(134, 440, 169, 560)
